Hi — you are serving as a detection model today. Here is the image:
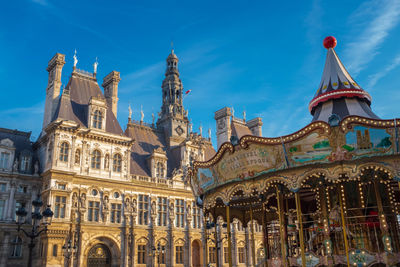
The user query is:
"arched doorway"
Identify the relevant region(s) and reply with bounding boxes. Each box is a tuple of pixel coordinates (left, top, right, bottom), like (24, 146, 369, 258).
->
(192, 240, 202, 267)
(87, 244, 111, 267)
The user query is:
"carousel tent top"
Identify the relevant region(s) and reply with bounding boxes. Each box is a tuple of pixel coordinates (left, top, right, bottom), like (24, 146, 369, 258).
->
(309, 36, 379, 122)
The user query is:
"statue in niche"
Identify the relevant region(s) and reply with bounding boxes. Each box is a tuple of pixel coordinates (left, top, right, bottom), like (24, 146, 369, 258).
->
(187, 204, 192, 217)
(131, 199, 137, 213)
(151, 201, 156, 216)
(72, 192, 78, 208)
(104, 154, 109, 169)
(75, 150, 80, 164)
(169, 202, 175, 217)
(103, 195, 109, 210)
(34, 161, 39, 175)
(80, 193, 86, 208)
(13, 159, 19, 172)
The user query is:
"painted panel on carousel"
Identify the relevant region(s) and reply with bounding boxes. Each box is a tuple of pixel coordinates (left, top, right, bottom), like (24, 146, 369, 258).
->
(345, 125, 394, 159)
(194, 144, 286, 195)
(287, 131, 332, 166)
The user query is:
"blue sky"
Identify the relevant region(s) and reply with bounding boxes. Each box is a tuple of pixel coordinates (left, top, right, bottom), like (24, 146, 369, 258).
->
(0, 0, 399, 143)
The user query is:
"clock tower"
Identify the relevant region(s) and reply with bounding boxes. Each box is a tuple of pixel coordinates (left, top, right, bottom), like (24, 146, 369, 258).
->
(157, 50, 189, 147)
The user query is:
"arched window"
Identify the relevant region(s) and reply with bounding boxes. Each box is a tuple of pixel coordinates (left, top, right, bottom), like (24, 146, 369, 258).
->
(92, 110, 103, 129)
(91, 150, 101, 169)
(59, 142, 69, 162)
(113, 154, 122, 172)
(156, 162, 164, 178)
(74, 149, 80, 164)
(10, 236, 22, 257)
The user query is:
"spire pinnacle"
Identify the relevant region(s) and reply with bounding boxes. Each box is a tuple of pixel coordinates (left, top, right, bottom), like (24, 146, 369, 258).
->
(93, 57, 98, 73)
(73, 49, 78, 68)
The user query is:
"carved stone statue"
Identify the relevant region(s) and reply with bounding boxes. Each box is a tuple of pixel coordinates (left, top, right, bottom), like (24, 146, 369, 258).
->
(73, 49, 78, 67)
(187, 204, 192, 217)
(93, 57, 98, 73)
(169, 202, 175, 217)
(131, 199, 137, 213)
(104, 154, 109, 169)
(80, 193, 86, 208)
(199, 125, 203, 136)
(13, 159, 18, 172)
(34, 161, 39, 175)
(75, 149, 80, 164)
(72, 192, 78, 208)
(128, 104, 132, 120)
(103, 195, 109, 210)
(151, 201, 156, 216)
(152, 113, 155, 125)
(208, 128, 211, 139)
(140, 106, 144, 122)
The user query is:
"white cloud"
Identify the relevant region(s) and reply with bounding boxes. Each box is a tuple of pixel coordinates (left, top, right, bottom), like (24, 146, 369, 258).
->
(368, 53, 400, 88)
(345, 0, 400, 75)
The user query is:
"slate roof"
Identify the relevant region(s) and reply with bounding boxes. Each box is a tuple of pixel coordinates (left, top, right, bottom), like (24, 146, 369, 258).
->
(52, 71, 123, 135)
(231, 119, 252, 139)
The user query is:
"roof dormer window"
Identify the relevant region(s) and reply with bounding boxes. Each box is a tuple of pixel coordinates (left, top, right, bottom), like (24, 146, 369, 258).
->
(0, 152, 10, 169)
(20, 155, 30, 172)
(92, 110, 103, 129)
(59, 142, 69, 162)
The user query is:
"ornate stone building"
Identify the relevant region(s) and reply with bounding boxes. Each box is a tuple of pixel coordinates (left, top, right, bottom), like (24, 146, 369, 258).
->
(0, 49, 265, 267)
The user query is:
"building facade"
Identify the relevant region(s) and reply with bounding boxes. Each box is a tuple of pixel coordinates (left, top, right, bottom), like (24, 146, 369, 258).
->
(0, 50, 264, 267)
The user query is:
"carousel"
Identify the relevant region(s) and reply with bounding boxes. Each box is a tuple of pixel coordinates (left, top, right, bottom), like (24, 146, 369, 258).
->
(190, 37, 400, 267)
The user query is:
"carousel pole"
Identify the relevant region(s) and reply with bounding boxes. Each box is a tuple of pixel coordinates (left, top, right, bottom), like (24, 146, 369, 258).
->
(250, 205, 256, 267)
(204, 213, 208, 267)
(214, 217, 220, 267)
(262, 202, 269, 267)
(276, 186, 288, 267)
(295, 191, 306, 267)
(338, 184, 350, 267)
(226, 204, 233, 267)
(319, 183, 333, 266)
(373, 177, 392, 253)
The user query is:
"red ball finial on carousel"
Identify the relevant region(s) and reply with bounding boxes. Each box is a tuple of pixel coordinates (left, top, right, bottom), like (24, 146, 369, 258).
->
(323, 36, 337, 49)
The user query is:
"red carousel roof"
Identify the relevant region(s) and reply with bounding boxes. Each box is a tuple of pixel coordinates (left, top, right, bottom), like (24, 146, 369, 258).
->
(309, 36, 378, 122)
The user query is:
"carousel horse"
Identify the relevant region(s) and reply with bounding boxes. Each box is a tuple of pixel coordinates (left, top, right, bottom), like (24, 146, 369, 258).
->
(328, 204, 355, 252)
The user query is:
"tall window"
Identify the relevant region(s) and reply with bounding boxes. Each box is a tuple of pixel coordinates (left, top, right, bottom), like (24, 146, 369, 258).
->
(157, 197, 167, 226)
(238, 247, 245, 263)
(138, 195, 149, 225)
(0, 152, 10, 169)
(92, 110, 103, 129)
(54, 196, 66, 218)
(156, 162, 164, 178)
(88, 201, 100, 222)
(10, 236, 22, 257)
(113, 154, 122, 172)
(137, 245, 146, 264)
(52, 244, 58, 257)
(20, 156, 30, 172)
(0, 199, 5, 220)
(158, 245, 166, 264)
(192, 201, 201, 228)
(175, 246, 183, 264)
(59, 142, 69, 162)
(175, 199, 184, 228)
(0, 183, 6, 192)
(111, 203, 122, 223)
(91, 150, 101, 169)
(209, 247, 216, 263)
(224, 247, 228, 263)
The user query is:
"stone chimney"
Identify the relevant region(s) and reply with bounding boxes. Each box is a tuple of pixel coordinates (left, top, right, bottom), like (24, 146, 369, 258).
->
(43, 53, 65, 129)
(214, 107, 232, 149)
(246, 117, 263, 136)
(102, 71, 121, 117)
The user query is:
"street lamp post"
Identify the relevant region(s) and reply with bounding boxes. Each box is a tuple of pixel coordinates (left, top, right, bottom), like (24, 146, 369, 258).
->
(150, 242, 165, 267)
(16, 194, 54, 267)
(62, 236, 77, 267)
(205, 219, 227, 267)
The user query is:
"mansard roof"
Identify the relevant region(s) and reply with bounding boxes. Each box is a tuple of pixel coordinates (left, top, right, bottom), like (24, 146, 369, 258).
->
(125, 123, 179, 177)
(231, 119, 252, 139)
(0, 128, 33, 154)
(52, 70, 123, 135)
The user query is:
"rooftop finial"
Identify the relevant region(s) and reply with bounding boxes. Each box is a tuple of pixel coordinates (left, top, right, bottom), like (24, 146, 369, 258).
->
(243, 110, 246, 122)
(171, 40, 174, 54)
(128, 104, 132, 121)
(93, 57, 98, 73)
(140, 105, 144, 123)
(208, 128, 211, 140)
(199, 124, 203, 136)
(323, 36, 337, 49)
(73, 49, 78, 68)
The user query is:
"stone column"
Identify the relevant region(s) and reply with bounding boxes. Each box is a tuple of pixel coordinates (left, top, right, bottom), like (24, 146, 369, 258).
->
(69, 136, 76, 169)
(185, 203, 192, 267)
(168, 199, 175, 267)
(245, 227, 250, 267)
(231, 221, 238, 267)
(6, 181, 16, 220)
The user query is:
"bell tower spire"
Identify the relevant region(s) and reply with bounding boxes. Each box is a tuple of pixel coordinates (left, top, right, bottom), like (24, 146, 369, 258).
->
(157, 49, 189, 147)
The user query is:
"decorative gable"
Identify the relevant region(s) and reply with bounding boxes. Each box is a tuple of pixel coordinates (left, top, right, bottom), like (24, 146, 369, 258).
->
(147, 147, 168, 179)
(88, 96, 107, 131)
